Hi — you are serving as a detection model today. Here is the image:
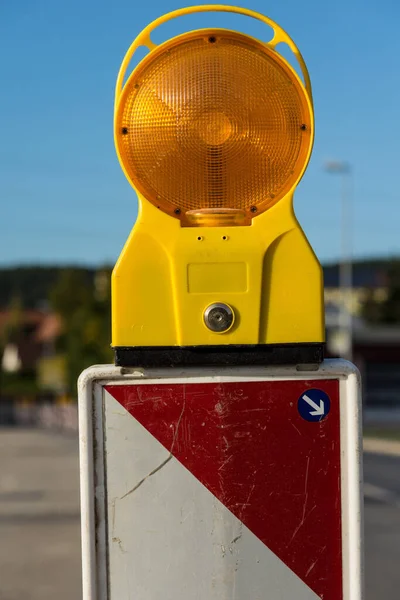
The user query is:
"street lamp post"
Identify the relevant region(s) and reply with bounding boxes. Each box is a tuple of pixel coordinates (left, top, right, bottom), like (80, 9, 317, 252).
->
(325, 161, 353, 362)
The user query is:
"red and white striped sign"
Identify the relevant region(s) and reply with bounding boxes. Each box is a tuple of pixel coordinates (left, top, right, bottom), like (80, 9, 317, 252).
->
(78, 361, 363, 600)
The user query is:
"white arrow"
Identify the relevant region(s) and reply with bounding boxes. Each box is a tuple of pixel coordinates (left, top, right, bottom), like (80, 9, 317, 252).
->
(302, 394, 325, 416)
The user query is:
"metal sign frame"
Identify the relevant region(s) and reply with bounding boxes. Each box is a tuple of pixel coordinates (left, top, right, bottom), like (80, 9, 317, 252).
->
(78, 359, 363, 599)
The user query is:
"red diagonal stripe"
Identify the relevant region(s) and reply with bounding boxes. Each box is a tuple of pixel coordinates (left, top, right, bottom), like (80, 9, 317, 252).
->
(106, 379, 342, 599)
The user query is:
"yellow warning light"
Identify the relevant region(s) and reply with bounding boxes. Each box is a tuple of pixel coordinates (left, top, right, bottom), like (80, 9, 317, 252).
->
(115, 29, 313, 226)
(112, 5, 325, 358)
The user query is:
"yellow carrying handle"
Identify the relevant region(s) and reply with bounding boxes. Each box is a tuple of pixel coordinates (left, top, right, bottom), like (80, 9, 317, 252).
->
(114, 4, 313, 110)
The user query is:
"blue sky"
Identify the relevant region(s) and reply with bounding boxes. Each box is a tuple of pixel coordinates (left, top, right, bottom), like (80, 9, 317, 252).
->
(0, 0, 398, 266)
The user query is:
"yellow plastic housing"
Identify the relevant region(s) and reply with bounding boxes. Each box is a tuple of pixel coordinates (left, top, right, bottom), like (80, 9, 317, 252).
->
(115, 29, 313, 225)
(112, 5, 325, 349)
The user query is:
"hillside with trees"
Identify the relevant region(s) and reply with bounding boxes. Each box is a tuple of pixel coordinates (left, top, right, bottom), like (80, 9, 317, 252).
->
(0, 266, 101, 309)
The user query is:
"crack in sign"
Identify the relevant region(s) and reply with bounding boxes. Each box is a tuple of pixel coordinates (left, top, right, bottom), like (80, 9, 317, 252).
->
(120, 455, 172, 500)
(112, 536, 127, 554)
(120, 390, 186, 501)
(170, 385, 186, 454)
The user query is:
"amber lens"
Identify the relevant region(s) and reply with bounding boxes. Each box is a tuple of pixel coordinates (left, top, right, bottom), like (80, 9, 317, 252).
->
(116, 30, 312, 221)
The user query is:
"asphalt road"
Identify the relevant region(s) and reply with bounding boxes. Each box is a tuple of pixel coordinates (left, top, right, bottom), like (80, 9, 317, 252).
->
(364, 451, 400, 600)
(0, 429, 81, 600)
(0, 427, 399, 599)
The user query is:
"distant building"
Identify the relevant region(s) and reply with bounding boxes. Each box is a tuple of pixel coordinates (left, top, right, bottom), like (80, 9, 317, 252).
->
(0, 310, 64, 397)
(1, 344, 21, 373)
(323, 264, 400, 413)
(323, 262, 388, 316)
(0, 310, 52, 372)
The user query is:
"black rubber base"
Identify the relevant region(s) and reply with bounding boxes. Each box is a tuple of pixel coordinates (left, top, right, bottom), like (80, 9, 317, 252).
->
(114, 343, 324, 368)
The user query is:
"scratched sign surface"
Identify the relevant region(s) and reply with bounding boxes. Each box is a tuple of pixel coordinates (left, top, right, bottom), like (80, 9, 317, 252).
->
(104, 379, 341, 600)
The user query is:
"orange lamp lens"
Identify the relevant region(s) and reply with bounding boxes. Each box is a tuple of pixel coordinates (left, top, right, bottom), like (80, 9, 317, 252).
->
(115, 30, 312, 224)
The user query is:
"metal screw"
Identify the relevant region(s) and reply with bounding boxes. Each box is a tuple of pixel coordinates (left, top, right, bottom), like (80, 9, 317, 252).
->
(121, 127, 129, 135)
(300, 124, 307, 131)
(204, 303, 234, 333)
(208, 36, 217, 43)
(174, 208, 181, 215)
(250, 206, 257, 213)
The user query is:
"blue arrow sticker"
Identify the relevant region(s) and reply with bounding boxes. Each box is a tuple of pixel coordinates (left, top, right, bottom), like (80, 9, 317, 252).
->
(298, 389, 331, 422)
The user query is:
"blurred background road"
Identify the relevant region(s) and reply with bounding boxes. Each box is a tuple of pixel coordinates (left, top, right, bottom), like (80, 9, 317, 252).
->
(0, 426, 398, 600)
(364, 450, 400, 600)
(0, 429, 81, 600)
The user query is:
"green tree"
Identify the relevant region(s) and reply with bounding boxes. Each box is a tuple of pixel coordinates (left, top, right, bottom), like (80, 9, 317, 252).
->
(50, 268, 113, 396)
(50, 269, 92, 319)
